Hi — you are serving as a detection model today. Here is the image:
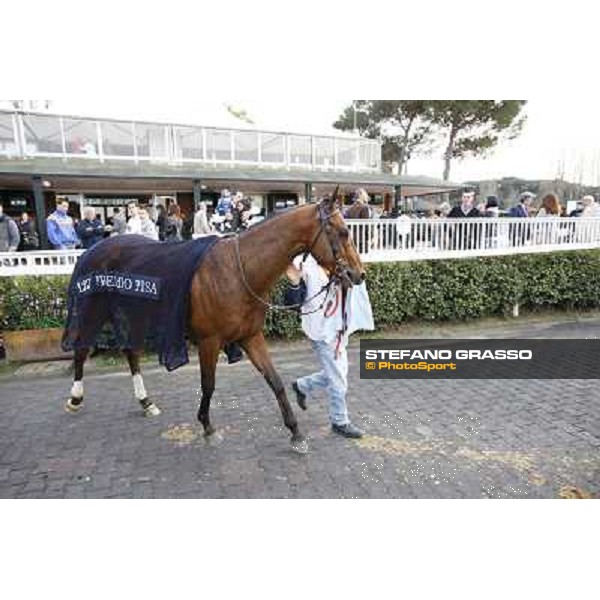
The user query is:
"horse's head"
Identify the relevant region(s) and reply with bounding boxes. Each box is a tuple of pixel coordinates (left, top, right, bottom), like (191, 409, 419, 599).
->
(309, 187, 366, 287)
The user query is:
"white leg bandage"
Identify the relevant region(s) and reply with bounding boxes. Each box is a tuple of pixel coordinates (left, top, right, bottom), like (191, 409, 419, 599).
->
(132, 373, 147, 400)
(71, 380, 84, 399)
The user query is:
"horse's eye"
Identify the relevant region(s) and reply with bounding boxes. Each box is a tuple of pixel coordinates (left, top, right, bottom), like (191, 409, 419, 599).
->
(339, 228, 349, 240)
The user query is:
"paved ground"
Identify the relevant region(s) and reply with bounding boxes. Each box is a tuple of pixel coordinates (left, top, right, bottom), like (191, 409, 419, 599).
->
(1, 315, 599, 498)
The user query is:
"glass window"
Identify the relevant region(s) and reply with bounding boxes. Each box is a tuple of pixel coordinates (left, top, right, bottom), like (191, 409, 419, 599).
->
(173, 126, 204, 161)
(134, 123, 169, 160)
(100, 121, 134, 157)
(289, 135, 312, 166)
(314, 137, 335, 168)
(337, 138, 359, 168)
(205, 129, 232, 162)
(62, 118, 99, 156)
(234, 131, 258, 162)
(0, 113, 18, 155)
(21, 114, 63, 155)
(360, 140, 380, 169)
(261, 133, 284, 163)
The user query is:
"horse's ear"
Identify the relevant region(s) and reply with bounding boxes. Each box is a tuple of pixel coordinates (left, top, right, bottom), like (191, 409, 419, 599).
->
(332, 185, 340, 206)
(323, 186, 340, 211)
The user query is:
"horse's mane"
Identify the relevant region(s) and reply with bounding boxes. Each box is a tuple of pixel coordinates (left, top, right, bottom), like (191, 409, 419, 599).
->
(238, 204, 311, 236)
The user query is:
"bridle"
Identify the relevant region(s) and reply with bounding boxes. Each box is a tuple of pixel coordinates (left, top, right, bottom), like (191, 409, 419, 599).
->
(233, 200, 350, 314)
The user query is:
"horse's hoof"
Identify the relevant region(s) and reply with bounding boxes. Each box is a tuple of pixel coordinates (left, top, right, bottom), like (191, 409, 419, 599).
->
(204, 431, 224, 445)
(203, 424, 216, 437)
(65, 398, 83, 413)
(290, 439, 309, 454)
(143, 403, 161, 417)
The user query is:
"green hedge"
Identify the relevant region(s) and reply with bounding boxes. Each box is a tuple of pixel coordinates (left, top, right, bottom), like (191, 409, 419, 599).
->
(2, 250, 600, 336)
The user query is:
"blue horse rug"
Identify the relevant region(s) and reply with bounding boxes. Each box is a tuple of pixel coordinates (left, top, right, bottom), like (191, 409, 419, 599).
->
(62, 234, 220, 371)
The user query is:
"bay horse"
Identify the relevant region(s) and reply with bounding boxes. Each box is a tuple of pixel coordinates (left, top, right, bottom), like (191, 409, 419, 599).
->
(65, 194, 365, 453)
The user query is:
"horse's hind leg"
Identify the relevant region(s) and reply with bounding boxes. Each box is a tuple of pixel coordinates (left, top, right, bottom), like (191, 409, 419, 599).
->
(240, 332, 308, 454)
(65, 348, 89, 413)
(124, 349, 161, 417)
(197, 336, 220, 436)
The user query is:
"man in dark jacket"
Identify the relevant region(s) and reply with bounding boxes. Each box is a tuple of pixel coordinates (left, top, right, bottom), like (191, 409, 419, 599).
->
(446, 189, 482, 249)
(0, 202, 20, 252)
(18, 212, 39, 250)
(76, 206, 105, 249)
(509, 191, 535, 245)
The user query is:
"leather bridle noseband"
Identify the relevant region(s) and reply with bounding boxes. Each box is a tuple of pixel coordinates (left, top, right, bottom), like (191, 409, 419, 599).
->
(234, 200, 351, 313)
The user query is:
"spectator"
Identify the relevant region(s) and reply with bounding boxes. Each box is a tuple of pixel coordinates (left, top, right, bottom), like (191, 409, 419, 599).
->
(0, 202, 20, 252)
(484, 196, 500, 217)
(232, 194, 252, 232)
(580, 195, 600, 218)
(155, 205, 167, 240)
(346, 189, 372, 253)
(165, 203, 183, 242)
(18, 211, 39, 251)
(569, 202, 584, 217)
(537, 193, 561, 217)
(125, 202, 142, 235)
(346, 188, 372, 219)
(447, 189, 481, 219)
(483, 197, 500, 249)
(216, 189, 233, 217)
(509, 191, 535, 217)
(447, 189, 481, 250)
(46, 198, 79, 249)
(193, 202, 213, 238)
(139, 208, 159, 240)
(509, 191, 535, 246)
(535, 193, 562, 245)
(110, 207, 127, 236)
(76, 206, 105, 249)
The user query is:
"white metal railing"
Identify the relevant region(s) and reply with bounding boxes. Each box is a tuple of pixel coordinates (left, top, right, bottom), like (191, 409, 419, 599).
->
(0, 109, 381, 173)
(0, 249, 84, 276)
(349, 216, 600, 262)
(2, 217, 600, 276)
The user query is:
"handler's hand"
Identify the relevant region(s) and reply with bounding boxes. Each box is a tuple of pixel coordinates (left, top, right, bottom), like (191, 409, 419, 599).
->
(285, 264, 302, 285)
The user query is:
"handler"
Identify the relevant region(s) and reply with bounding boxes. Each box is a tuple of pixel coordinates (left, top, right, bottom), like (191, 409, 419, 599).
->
(286, 254, 374, 439)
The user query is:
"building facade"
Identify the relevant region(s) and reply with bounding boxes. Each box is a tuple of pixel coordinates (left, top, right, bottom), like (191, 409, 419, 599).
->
(0, 109, 458, 248)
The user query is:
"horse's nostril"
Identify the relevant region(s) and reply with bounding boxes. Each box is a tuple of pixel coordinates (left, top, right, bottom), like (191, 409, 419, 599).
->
(360, 271, 366, 281)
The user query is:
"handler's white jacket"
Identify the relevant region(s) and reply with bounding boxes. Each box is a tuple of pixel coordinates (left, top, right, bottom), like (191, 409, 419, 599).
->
(294, 254, 374, 346)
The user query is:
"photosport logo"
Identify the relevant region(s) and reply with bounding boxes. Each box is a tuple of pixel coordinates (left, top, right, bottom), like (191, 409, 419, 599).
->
(360, 339, 600, 379)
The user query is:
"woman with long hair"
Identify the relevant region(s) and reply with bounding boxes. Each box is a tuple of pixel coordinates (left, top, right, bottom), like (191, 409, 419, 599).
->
(164, 203, 183, 242)
(536, 193, 561, 245)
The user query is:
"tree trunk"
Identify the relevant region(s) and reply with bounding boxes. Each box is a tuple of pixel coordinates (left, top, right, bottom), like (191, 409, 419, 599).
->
(443, 126, 457, 182)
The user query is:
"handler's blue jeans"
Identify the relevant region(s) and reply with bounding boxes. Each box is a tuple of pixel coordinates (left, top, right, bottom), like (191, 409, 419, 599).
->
(296, 339, 349, 426)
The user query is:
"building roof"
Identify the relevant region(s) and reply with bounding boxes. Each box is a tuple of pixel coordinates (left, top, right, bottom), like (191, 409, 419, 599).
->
(0, 157, 460, 196)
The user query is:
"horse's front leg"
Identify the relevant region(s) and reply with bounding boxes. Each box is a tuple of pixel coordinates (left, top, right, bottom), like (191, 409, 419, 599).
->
(240, 332, 308, 454)
(197, 336, 221, 436)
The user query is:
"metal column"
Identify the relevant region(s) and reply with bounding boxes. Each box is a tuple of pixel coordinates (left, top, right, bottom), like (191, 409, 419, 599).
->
(304, 182, 313, 204)
(394, 185, 403, 214)
(32, 176, 49, 249)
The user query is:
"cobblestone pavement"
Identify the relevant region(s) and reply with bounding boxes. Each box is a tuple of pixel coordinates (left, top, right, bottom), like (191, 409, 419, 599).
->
(1, 317, 599, 498)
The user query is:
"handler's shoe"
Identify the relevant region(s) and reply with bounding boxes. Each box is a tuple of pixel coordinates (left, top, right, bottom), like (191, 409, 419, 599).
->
(332, 422, 363, 439)
(292, 381, 307, 411)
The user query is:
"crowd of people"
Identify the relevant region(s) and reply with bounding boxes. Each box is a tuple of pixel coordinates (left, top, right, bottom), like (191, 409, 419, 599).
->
(341, 187, 600, 253)
(2, 187, 600, 254)
(0, 189, 261, 252)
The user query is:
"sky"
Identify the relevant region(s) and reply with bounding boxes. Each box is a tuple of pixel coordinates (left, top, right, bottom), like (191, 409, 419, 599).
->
(27, 98, 600, 186)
